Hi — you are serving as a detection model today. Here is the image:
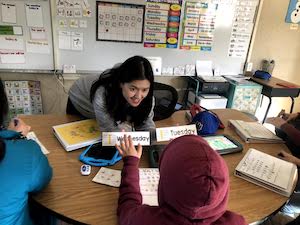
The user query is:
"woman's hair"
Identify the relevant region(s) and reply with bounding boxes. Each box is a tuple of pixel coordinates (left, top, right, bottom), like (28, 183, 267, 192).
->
(90, 55, 154, 126)
(0, 78, 8, 162)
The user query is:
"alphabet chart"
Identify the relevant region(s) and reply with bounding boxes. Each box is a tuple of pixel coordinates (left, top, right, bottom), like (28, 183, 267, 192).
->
(96, 2, 145, 43)
(93, 167, 159, 206)
(3, 80, 43, 119)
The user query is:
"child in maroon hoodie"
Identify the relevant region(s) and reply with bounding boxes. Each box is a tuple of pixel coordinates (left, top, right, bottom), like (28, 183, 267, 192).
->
(116, 135, 247, 225)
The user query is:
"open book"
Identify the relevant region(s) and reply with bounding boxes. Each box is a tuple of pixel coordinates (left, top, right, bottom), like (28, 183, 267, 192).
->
(52, 119, 101, 151)
(235, 148, 298, 197)
(229, 120, 284, 143)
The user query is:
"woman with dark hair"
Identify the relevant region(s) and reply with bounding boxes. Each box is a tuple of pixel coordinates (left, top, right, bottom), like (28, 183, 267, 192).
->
(67, 55, 155, 131)
(0, 79, 52, 225)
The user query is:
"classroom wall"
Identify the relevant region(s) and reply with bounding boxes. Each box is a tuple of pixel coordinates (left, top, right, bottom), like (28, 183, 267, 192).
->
(249, 0, 300, 117)
(1, 0, 300, 116)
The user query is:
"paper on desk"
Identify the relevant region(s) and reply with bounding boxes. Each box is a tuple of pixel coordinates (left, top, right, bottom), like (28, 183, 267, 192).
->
(196, 60, 213, 77)
(93, 167, 121, 187)
(26, 131, 49, 154)
(93, 167, 159, 206)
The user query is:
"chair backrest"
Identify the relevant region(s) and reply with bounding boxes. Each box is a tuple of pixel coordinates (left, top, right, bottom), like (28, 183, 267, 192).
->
(153, 82, 178, 121)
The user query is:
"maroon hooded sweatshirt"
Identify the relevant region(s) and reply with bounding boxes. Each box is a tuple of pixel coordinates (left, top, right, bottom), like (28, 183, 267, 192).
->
(118, 135, 247, 225)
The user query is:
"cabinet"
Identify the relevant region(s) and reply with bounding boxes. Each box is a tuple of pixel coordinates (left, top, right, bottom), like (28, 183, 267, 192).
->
(226, 79, 262, 115)
(184, 76, 229, 108)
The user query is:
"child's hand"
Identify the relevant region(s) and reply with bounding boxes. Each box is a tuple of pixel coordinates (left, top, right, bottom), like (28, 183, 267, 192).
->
(278, 150, 300, 166)
(285, 113, 299, 122)
(115, 135, 142, 159)
(277, 109, 298, 122)
(7, 118, 31, 136)
(265, 117, 286, 128)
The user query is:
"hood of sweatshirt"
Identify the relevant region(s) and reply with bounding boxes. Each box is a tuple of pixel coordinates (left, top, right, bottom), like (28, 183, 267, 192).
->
(158, 135, 229, 223)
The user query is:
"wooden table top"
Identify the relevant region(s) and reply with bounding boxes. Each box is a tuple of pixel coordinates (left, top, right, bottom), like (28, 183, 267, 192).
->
(251, 76, 300, 97)
(22, 109, 292, 225)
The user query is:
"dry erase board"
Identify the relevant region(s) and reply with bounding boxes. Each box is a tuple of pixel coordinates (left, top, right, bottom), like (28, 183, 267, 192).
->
(0, 0, 54, 71)
(52, 0, 260, 75)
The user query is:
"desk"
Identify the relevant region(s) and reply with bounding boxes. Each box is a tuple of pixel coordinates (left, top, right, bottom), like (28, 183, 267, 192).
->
(22, 109, 292, 225)
(251, 77, 300, 123)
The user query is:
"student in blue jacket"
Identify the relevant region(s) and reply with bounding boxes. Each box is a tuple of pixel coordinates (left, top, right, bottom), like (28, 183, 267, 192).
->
(0, 78, 52, 225)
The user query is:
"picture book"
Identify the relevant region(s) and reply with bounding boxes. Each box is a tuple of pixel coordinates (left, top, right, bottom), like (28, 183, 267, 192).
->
(229, 119, 284, 143)
(235, 148, 298, 197)
(52, 119, 101, 151)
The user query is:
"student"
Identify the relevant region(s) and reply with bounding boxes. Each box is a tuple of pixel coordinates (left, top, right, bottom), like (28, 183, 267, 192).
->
(115, 135, 247, 225)
(266, 110, 300, 157)
(0, 79, 53, 225)
(266, 111, 300, 219)
(67, 55, 155, 132)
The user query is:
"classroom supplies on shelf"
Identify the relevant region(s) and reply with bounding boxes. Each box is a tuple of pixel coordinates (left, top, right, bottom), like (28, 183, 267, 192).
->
(93, 167, 159, 206)
(52, 119, 101, 151)
(235, 148, 298, 197)
(229, 120, 284, 143)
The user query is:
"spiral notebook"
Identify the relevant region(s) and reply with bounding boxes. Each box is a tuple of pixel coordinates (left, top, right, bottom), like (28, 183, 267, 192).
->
(235, 148, 298, 197)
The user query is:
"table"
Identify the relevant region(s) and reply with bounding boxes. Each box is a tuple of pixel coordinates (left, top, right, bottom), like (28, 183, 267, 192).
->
(251, 77, 300, 123)
(22, 109, 293, 225)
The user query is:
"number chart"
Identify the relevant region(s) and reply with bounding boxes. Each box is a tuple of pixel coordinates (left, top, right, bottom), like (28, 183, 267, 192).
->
(97, 2, 145, 43)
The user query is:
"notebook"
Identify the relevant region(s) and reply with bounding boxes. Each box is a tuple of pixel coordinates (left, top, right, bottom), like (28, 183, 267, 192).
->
(229, 120, 284, 143)
(235, 148, 298, 197)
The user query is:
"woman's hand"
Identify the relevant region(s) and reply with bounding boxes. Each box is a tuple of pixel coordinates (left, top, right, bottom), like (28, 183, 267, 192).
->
(115, 135, 142, 159)
(278, 150, 300, 166)
(7, 118, 31, 136)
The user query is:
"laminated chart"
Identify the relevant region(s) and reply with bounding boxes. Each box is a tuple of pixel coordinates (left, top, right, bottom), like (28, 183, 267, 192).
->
(180, 0, 218, 51)
(4, 80, 43, 119)
(144, 0, 182, 48)
(228, 0, 258, 58)
(97, 2, 145, 43)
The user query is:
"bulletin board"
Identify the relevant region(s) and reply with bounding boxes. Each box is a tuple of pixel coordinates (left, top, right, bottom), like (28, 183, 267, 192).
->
(52, 0, 260, 75)
(0, 0, 54, 71)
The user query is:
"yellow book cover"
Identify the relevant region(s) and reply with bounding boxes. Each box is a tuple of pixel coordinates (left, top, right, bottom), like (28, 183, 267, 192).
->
(53, 119, 101, 151)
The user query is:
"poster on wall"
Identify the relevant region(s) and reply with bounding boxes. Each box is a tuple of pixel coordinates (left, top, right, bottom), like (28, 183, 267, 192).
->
(144, 0, 182, 48)
(96, 2, 145, 43)
(179, 0, 218, 51)
(285, 0, 300, 24)
(227, 0, 258, 58)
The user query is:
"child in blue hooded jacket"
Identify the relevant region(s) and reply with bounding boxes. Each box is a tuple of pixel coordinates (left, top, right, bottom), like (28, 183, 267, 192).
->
(0, 78, 52, 225)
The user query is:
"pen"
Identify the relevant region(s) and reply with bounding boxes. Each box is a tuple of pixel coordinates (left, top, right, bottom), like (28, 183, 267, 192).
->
(14, 118, 19, 127)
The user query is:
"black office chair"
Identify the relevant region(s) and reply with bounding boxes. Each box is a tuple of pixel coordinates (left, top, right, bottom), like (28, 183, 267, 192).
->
(153, 82, 178, 121)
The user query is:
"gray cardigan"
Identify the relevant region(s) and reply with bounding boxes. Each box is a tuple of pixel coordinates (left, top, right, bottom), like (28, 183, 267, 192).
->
(69, 75, 155, 132)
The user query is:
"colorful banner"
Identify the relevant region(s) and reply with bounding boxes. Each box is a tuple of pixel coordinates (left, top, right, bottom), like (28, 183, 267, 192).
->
(144, 0, 182, 48)
(179, 0, 218, 51)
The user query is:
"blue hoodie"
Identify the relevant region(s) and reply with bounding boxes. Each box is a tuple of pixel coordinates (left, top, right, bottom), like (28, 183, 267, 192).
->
(0, 130, 52, 225)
